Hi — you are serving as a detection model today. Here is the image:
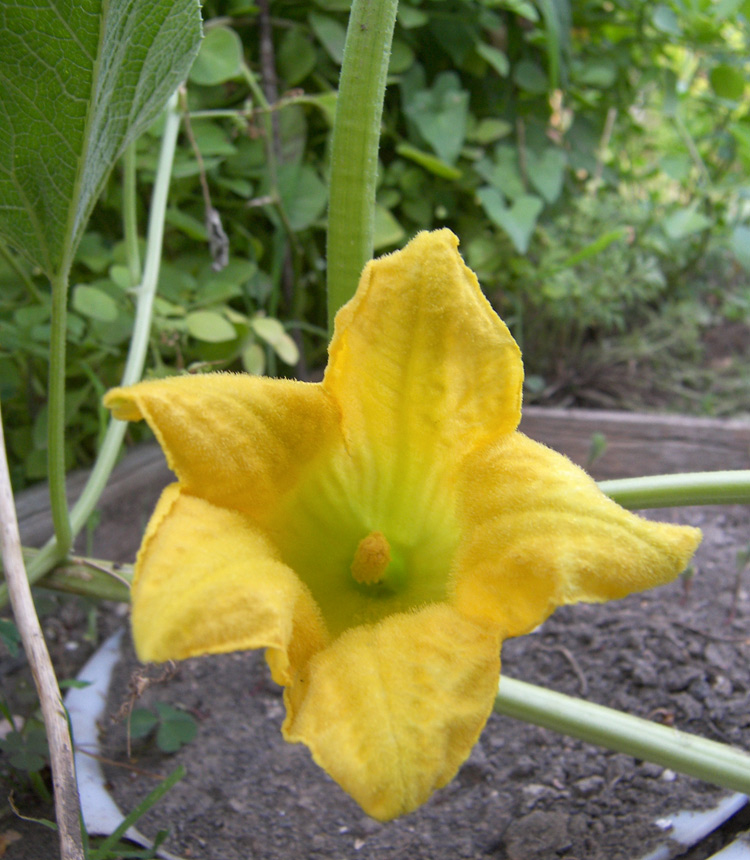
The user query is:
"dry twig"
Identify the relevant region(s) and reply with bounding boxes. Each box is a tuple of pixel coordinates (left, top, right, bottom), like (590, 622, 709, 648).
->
(0, 404, 83, 859)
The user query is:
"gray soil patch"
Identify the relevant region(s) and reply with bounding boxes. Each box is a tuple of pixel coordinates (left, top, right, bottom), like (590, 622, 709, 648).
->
(3, 421, 750, 860)
(93, 504, 750, 860)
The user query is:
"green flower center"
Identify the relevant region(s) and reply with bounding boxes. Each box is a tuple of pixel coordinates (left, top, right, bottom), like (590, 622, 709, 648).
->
(271, 455, 460, 638)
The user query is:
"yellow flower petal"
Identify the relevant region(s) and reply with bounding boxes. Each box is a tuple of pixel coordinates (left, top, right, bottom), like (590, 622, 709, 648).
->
(324, 230, 523, 476)
(282, 603, 501, 821)
(453, 433, 702, 637)
(132, 484, 327, 680)
(104, 374, 339, 521)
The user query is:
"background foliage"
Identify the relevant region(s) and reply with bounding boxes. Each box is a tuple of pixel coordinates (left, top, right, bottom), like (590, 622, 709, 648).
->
(2, 0, 750, 489)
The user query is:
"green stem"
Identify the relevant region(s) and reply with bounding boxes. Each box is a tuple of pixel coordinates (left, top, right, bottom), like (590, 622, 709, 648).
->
(123, 141, 141, 287)
(116, 93, 181, 395)
(47, 268, 73, 561)
(326, 0, 398, 333)
(0, 91, 182, 605)
(495, 676, 750, 795)
(599, 470, 750, 509)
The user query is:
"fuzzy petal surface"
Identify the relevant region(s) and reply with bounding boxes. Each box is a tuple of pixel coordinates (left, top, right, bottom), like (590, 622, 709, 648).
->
(454, 433, 702, 637)
(282, 603, 501, 821)
(324, 230, 523, 500)
(104, 374, 339, 521)
(131, 484, 327, 679)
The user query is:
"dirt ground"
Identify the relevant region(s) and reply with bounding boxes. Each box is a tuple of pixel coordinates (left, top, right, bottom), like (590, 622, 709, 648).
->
(92, 503, 750, 860)
(2, 441, 750, 859)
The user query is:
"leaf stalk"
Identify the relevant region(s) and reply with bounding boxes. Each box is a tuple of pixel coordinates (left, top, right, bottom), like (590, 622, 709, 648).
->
(326, 0, 399, 332)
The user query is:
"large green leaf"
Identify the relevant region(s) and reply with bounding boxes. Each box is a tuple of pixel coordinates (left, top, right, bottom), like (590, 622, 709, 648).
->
(404, 72, 469, 167)
(0, 0, 202, 278)
(526, 148, 567, 204)
(478, 188, 543, 254)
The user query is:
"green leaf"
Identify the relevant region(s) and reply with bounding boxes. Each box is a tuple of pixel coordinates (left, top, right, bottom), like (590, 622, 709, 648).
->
(660, 153, 692, 181)
(662, 207, 712, 240)
(76, 232, 114, 273)
(0, 0, 202, 278)
(474, 146, 525, 200)
(0, 727, 49, 773)
(251, 316, 300, 365)
(469, 118, 513, 144)
(476, 43, 510, 77)
(398, 5, 429, 28)
(273, 333, 300, 366)
(0, 618, 20, 657)
(241, 342, 265, 375)
(494, 0, 539, 21)
(513, 60, 548, 94)
(190, 26, 243, 86)
(109, 264, 135, 290)
(154, 704, 197, 753)
(478, 188, 543, 253)
(389, 40, 415, 75)
(278, 27, 316, 86)
(309, 13, 346, 65)
(373, 204, 406, 250)
(250, 316, 285, 343)
(709, 65, 745, 101)
(165, 208, 209, 241)
(190, 122, 238, 157)
(129, 708, 159, 740)
(404, 72, 469, 166)
(526, 148, 567, 204)
(278, 164, 328, 231)
(72, 285, 119, 323)
(291, 92, 338, 127)
(428, 20, 477, 67)
(730, 225, 750, 271)
(186, 310, 237, 342)
(652, 4, 681, 35)
(574, 60, 617, 89)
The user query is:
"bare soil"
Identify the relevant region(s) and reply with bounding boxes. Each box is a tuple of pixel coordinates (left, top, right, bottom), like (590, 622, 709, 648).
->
(92, 503, 750, 860)
(2, 437, 750, 860)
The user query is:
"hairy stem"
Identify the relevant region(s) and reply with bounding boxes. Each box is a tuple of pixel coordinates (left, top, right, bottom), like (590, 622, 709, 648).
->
(599, 470, 750, 509)
(47, 268, 73, 561)
(496, 676, 750, 795)
(326, 0, 398, 332)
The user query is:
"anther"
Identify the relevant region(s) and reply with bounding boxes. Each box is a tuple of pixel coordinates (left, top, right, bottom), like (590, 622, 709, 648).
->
(350, 531, 391, 585)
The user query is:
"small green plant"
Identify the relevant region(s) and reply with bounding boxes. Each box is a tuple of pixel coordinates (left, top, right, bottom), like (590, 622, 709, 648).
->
(0, 617, 21, 655)
(129, 703, 198, 754)
(0, 707, 51, 801)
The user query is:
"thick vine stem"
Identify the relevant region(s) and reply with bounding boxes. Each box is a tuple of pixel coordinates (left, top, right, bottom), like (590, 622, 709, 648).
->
(495, 676, 750, 794)
(599, 469, 750, 509)
(326, 0, 399, 332)
(0, 405, 83, 860)
(47, 268, 73, 561)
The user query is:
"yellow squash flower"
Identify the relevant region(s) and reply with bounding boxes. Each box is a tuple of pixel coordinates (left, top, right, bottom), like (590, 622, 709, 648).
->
(104, 230, 700, 821)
